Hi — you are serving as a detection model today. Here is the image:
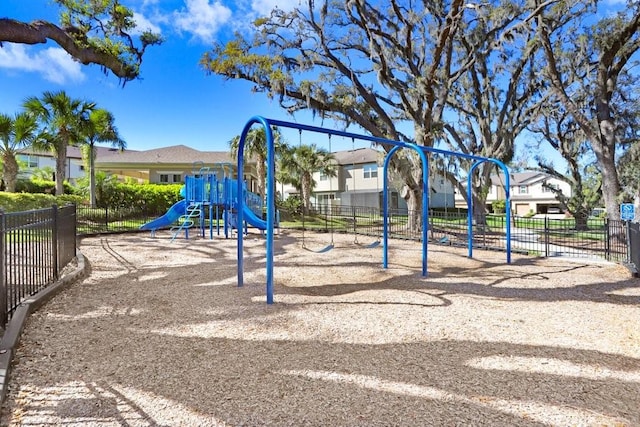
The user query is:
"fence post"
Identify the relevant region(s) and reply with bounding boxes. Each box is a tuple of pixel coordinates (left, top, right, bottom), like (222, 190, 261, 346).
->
(104, 207, 109, 232)
(52, 204, 59, 280)
(72, 204, 77, 258)
(605, 218, 611, 260)
(628, 222, 640, 276)
(0, 210, 6, 327)
(544, 216, 549, 257)
(625, 220, 631, 264)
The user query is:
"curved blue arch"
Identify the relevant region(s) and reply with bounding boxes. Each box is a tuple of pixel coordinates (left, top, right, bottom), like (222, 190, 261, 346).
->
(382, 143, 430, 276)
(236, 116, 276, 303)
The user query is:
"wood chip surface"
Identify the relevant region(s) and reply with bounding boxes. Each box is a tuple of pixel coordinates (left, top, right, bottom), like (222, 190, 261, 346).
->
(1, 230, 639, 426)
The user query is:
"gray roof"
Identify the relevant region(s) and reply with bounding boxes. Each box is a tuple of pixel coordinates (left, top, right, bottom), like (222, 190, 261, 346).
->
(333, 148, 381, 165)
(19, 145, 125, 160)
(491, 172, 547, 186)
(96, 145, 233, 165)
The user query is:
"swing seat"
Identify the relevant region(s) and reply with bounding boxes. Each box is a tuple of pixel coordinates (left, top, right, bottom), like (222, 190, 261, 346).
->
(357, 240, 380, 249)
(438, 236, 450, 244)
(305, 243, 334, 253)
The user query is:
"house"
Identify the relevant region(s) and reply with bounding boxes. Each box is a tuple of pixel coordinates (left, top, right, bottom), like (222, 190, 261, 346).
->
(17, 146, 121, 185)
(94, 145, 260, 193)
(280, 147, 455, 212)
(454, 171, 572, 215)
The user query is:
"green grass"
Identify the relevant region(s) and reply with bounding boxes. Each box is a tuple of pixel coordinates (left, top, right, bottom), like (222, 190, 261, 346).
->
(3, 228, 53, 243)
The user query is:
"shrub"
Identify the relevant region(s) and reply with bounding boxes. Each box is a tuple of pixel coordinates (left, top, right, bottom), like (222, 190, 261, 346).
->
(492, 199, 506, 214)
(0, 192, 83, 213)
(15, 178, 77, 195)
(97, 182, 183, 213)
(277, 195, 303, 218)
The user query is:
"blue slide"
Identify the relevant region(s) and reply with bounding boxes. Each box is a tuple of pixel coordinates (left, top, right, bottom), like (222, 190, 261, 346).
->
(224, 206, 267, 231)
(242, 205, 267, 230)
(140, 200, 187, 231)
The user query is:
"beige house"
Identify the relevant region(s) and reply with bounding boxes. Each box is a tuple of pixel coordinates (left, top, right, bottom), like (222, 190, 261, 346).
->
(16, 146, 120, 185)
(94, 145, 260, 193)
(454, 171, 573, 215)
(281, 147, 454, 212)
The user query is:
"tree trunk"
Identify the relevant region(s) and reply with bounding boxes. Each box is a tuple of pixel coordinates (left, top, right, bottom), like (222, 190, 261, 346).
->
(472, 192, 488, 225)
(256, 155, 266, 202)
(89, 144, 97, 207)
(2, 152, 18, 192)
(404, 186, 422, 234)
(592, 119, 620, 220)
(55, 142, 67, 195)
(574, 210, 589, 231)
(301, 173, 312, 215)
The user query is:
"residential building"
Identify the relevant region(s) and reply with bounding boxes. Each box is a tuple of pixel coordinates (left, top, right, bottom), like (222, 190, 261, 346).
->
(454, 171, 572, 215)
(280, 147, 455, 212)
(16, 146, 120, 185)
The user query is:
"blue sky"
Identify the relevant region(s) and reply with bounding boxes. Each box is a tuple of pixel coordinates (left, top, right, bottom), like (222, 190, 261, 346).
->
(0, 0, 626, 163)
(0, 0, 348, 153)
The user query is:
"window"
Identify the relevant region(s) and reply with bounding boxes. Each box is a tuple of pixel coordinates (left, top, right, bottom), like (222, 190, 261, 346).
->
(159, 172, 182, 183)
(17, 155, 38, 168)
(320, 173, 328, 181)
(318, 194, 335, 202)
(542, 183, 558, 193)
(519, 185, 528, 194)
(363, 164, 378, 179)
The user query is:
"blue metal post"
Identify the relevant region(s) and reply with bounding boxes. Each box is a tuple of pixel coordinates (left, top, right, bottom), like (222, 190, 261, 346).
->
(467, 166, 476, 259)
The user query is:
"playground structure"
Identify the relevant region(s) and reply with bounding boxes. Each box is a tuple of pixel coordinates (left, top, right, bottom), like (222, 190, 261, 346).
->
(235, 116, 513, 304)
(140, 166, 267, 240)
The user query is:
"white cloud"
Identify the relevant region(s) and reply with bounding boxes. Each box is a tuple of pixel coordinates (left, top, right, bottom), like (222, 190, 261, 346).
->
(173, 0, 232, 43)
(132, 11, 162, 35)
(0, 44, 85, 84)
(251, 0, 299, 16)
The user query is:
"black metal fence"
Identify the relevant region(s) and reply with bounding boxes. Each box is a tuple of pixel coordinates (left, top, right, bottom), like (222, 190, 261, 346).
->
(76, 205, 166, 235)
(289, 205, 631, 262)
(1, 202, 635, 327)
(0, 204, 77, 325)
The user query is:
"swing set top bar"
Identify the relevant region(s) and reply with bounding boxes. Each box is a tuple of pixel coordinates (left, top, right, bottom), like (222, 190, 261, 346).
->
(236, 116, 512, 305)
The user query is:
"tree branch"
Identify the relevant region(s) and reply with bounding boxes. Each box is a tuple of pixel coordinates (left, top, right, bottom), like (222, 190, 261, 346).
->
(1, 18, 139, 81)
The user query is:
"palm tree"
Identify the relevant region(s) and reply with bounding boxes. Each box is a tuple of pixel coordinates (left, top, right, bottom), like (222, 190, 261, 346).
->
(80, 108, 125, 207)
(278, 143, 336, 214)
(23, 91, 95, 195)
(0, 112, 40, 192)
(229, 126, 283, 201)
